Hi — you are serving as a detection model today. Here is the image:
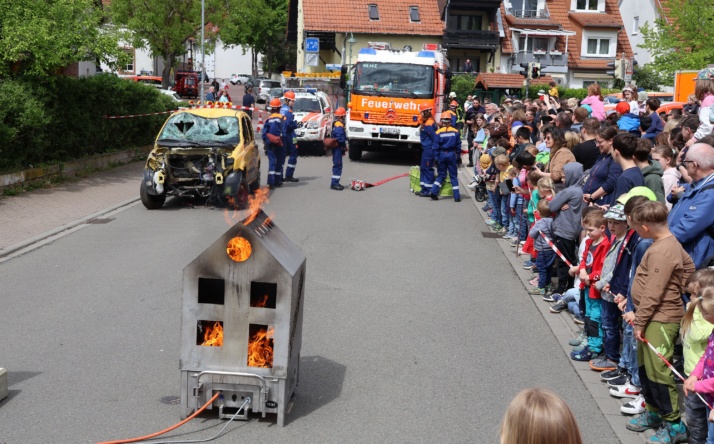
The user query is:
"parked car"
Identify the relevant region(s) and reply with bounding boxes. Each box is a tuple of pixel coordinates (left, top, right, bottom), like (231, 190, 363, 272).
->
(124, 75, 163, 88)
(140, 108, 261, 210)
(656, 102, 685, 118)
(159, 89, 183, 102)
(230, 74, 250, 85)
(256, 79, 281, 103)
(291, 89, 334, 155)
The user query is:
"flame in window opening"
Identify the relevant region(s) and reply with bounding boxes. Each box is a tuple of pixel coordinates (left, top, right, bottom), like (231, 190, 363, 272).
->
(247, 327, 274, 368)
(226, 237, 252, 262)
(201, 322, 223, 347)
(255, 294, 269, 307)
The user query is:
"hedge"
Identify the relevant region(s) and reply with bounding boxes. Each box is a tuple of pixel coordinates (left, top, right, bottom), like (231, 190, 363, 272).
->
(0, 75, 178, 172)
(519, 86, 620, 101)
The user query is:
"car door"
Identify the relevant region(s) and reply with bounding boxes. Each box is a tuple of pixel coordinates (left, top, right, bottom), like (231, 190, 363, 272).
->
(240, 115, 260, 184)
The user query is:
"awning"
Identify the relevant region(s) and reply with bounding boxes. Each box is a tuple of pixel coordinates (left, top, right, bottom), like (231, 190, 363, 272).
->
(509, 28, 576, 37)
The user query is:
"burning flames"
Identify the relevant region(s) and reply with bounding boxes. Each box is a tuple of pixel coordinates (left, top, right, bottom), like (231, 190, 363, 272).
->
(201, 321, 223, 347)
(226, 236, 252, 262)
(253, 294, 270, 308)
(247, 327, 274, 368)
(243, 187, 270, 226)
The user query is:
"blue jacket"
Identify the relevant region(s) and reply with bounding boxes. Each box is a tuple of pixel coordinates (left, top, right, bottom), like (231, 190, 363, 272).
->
(582, 153, 622, 207)
(626, 237, 653, 313)
(436, 126, 460, 151)
(261, 113, 284, 147)
(280, 104, 297, 140)
(644, 112, 664, 139)
(617, 113, 640, 134)
(419, 119, 438, 150)
(332, 121, 346, 147)
(668, 173, 714, 268)
(609, 230, 638, 298)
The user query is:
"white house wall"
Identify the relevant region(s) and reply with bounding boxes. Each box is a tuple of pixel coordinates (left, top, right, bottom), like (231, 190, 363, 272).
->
(618, 0, 658, 65)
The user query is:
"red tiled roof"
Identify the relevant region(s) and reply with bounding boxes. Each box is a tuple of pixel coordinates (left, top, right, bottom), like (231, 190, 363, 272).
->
(499, 4, 513, 54)
(302, 0, 443, 35)
(654, 0, 673, 24)
(569, 12, 621, 28)
(474, 73, 555, 89)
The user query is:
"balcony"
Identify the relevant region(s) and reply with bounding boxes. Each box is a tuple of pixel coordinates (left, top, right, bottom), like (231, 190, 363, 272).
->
(507, 5, 550, 19)
(513, 50, 569, 68)
(443, 30, 500, 50)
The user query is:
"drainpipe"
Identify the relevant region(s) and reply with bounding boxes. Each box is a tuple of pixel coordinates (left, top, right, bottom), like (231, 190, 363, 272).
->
(342, 33, 347, 65)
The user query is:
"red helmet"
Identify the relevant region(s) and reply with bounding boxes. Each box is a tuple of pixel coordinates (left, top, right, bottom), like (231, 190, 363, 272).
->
(334, 107, 346, 117)
(449, 100, 458, 108)
(419, 103, 433, 112)
(441, 110, 454, 120)
(269, 98, 282, 108)
(283, 91, 296, 100)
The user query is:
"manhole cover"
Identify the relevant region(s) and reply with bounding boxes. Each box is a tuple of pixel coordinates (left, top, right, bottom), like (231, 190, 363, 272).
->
(86, 218, 115, 224)
(160, 395, 181, 405)
(481, 231, 502, 238)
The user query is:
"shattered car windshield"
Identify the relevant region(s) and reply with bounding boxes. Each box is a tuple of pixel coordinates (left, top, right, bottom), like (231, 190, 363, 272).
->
(158, 113, 241, 145)
(293, 98, 321, 113)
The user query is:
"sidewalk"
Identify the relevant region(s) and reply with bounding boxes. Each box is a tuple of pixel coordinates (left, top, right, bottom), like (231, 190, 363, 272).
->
(456, 163, 649, 444)
(0, 162, 143, 257)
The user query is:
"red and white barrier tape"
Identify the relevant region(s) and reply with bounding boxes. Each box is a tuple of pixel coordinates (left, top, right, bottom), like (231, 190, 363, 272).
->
(539, 231, 574, 268)
(104, 104, 263, 119)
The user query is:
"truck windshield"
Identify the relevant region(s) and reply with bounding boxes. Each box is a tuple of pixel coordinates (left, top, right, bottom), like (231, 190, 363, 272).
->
(353, 62, 434, 98)
(293, 98, 321, 113)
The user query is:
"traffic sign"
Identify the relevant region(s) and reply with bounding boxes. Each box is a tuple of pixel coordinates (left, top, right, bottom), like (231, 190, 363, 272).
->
(306, 38, 319, 53)
(326, 64, 341, 72)
(305, 53, 319, 67)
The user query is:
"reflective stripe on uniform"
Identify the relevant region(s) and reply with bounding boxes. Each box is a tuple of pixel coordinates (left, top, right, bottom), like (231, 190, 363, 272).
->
(433, 181, 441, 187)
(287, 163, 296, 168)
(331, 175, 341, 179)
(452, 186, 459, 191)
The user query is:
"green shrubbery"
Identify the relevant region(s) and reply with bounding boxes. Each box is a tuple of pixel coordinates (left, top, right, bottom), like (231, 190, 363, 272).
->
(0, 75, 177, 172)
(519, 86, 620, 101)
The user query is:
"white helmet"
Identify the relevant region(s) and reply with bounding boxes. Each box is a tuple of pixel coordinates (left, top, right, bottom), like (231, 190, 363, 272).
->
(448, 92, 457, 99)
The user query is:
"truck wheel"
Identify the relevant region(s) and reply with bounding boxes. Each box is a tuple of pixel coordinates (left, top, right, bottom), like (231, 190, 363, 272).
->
(348, 142, 363, 161)
(140, 183, 166, 209)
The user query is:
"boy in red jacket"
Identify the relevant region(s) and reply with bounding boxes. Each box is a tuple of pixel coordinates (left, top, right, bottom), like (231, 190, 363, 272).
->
(570, 209, 611, 361)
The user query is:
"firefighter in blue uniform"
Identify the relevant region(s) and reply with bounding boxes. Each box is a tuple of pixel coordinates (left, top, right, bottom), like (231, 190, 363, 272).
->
(417, 103, 437, 197)
(261, 98, 285, 189)
(330, 107, 347, 190)
(429, 111, 461, 202)
(281, 90, 300, 182)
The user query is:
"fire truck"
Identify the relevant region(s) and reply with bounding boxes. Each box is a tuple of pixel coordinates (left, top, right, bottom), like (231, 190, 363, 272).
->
(345, 43, 450, 160)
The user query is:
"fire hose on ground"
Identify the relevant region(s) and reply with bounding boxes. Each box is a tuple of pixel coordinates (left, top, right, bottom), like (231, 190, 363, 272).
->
(349, 173, 409, 191)
(97, 391, 251, 444)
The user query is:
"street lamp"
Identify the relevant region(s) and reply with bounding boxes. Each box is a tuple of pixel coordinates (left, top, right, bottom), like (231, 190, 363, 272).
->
(347, 33, 357, 67)
(200, 0, 205, 104)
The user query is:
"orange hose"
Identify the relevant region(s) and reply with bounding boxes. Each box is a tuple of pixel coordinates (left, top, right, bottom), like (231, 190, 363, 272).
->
(97, 391, 221, 444)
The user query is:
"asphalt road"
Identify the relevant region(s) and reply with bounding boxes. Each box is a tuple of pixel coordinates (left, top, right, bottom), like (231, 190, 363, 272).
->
(0, 151, 619, 443)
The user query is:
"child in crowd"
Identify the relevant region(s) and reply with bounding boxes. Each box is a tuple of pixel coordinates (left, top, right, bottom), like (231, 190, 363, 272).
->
(505, 167, 524, 242)
(548, 162, 585, 296)
(681, 269, 714, 444)
(523, 174, 551, 272)
(528, 200, 555, 296)
(484, 141, 503, 230)
(626, 201, 695, 443)
(496, 153, 513, 233)
(651, 145, 680, 210)
(590, 203, 636, 373)
(570, 209, 611, 362)
(604, 193, 655, 417)
(500, 388, 583, 444)
(616, 101, 642, 136)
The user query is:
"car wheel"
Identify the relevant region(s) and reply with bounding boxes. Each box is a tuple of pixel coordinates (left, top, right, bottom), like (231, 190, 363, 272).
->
(140, 183, 166, 209)
(348, 141, 363, 161)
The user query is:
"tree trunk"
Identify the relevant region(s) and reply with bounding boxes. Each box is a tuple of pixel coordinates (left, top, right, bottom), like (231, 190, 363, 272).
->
(161, 52, 175, 89)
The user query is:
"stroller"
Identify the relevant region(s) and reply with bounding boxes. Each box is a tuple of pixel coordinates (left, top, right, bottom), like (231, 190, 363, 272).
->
(467, 174, 487, 202)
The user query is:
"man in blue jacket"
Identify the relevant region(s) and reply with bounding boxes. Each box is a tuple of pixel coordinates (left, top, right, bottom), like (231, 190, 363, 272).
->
(668, 143, 714, 268)
(280, 91, 299, 183)
(330, 107, 347, 190)
(261, 98, 285, 189)
(429, 111, 461, 202)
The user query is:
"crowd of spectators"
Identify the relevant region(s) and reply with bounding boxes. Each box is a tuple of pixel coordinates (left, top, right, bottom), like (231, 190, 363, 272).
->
(466, 68, 714, 444)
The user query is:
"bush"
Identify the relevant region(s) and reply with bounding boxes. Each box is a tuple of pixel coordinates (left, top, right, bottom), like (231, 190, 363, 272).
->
(0, 75, 176, 171)
(519, 86, 619, 101)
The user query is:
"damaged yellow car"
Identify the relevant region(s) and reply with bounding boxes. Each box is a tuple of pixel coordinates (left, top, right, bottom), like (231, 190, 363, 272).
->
(140, 108, 260, 209)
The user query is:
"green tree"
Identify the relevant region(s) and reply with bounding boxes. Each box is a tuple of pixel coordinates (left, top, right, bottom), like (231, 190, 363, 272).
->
(639, 0, 714, 81)
(0, 0, 125, 78)
(219, 0, 288, 76)
(109, 0, 224, 88)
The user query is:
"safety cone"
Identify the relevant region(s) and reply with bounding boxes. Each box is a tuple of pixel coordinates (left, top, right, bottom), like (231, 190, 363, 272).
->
(256, 111, 264, 132)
